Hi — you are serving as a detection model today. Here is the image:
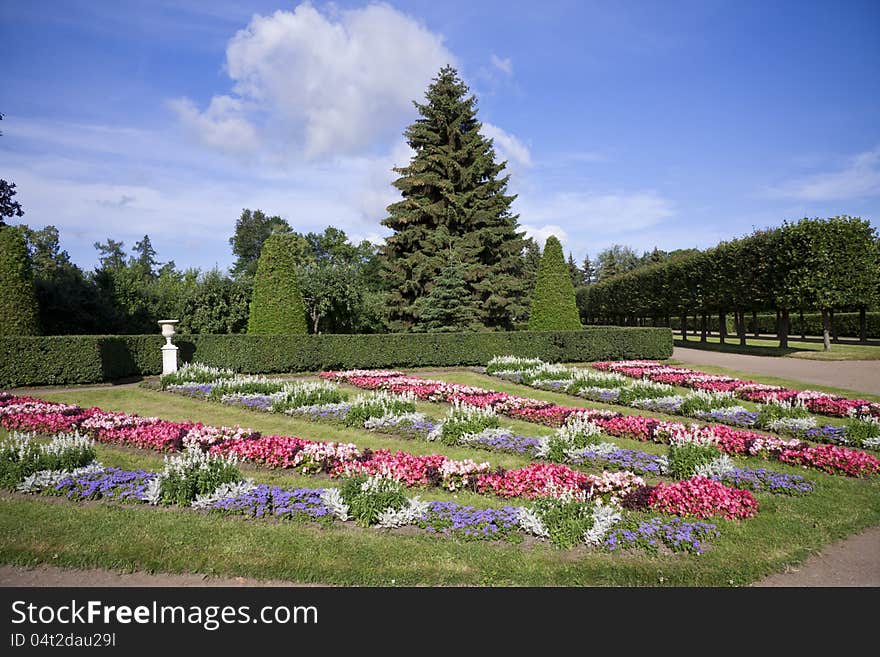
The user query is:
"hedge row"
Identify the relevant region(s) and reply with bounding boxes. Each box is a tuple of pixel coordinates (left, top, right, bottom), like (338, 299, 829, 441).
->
(0, 328, 672, 388)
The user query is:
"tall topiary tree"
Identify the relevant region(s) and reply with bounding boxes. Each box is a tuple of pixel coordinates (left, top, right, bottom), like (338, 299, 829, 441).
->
(381, 65, 526, 331)
(528, 236, 582, 331)
(0, 226, 40, 335)
(247, 232, 308, 334)
(412, 261, 482, 333)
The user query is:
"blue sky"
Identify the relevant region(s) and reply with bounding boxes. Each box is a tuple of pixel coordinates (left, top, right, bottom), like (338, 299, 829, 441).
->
(2, 0, 878, 272)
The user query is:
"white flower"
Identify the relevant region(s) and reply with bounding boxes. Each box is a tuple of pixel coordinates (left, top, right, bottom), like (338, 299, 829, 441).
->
(191, 479, 257, 509)
(376, 497, 431, 528)
(583, 501, 622, 546)
(516, 507, 550, 538)
(320, 488, 350, 521)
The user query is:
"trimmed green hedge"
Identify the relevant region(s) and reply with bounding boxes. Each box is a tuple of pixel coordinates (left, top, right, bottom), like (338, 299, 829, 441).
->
(0, 327, 672, 388)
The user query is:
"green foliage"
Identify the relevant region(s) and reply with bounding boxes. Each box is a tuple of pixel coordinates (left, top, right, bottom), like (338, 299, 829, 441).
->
(0, 226, 40, 335)
(0, 434, 96, 490)
(207, 378, 285, 401)
(581, 217, 879, 337)
(229, 209, 291, 280)
(157, 451, 243, 507)
(339, 475, 408, 527)
(668, 443, 721, 479)
(381, 66, 526, 331)
(412, 262, 482, 333)
(272, 381, 346, 413)
(843, 418, 880, 449)
(343, 393, 417, 428)
(0, 327, 672, 387)
(528, 236, 582, 331)
(530, 498, 596, 549)
(437, 406, 500, 446)
(179, 269, 250, 334)
(756, 402, 811, 428)
(247, 233, 308, 335)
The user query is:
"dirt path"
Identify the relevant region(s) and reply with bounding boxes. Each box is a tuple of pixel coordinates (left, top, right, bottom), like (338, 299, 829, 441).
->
(752, 526, 880, 587)
(0, 564, 320, 587)
(673, 347, 880, 395)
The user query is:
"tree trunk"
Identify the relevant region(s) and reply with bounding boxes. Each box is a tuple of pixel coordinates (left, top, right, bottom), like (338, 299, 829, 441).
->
(312, 313, 321, 334)
(752, 310, 759, 338)
(700, 313, 707, 342)
(779, 308, 789, 349)
(680, 314, 688, 341)
(830, 310, 838, 343)
(860, 308, 867, 344)
(738, 310, 747, 345)
(719, 311, 727, 345)
(775, 309, 781, 340)
(821, 308, 831, 351)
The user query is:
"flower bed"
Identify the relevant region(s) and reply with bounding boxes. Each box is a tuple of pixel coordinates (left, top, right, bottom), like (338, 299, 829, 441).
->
(594, 360, 880, 419)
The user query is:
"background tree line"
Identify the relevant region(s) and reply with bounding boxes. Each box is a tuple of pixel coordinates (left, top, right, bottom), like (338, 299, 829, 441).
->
(578, 216, 880, 349)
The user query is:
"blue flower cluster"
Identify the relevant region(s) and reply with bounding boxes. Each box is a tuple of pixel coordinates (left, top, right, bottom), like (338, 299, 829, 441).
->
(54, 468, 157, 502)
(288, 404, 352, 422)
(168, 383, 214, 397)
(714, 468, 814, 495)
(803, 425, 848, 445)
(571, 447, 667, 476)
(210, 484, 333, 520)
(466, 432, 543, 455)
(694, 408, 759, 427)
(418, 502, 522, 540)
(605, 516, 719, 554)
(221, 394, 276, 412)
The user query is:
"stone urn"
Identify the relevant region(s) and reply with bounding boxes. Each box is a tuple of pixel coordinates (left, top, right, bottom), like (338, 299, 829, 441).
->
(158, 320, 179, 375)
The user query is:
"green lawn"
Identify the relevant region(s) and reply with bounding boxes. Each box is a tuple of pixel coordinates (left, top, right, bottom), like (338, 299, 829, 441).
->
(1, 379, 878, 586)
(674, 335, 880, 360)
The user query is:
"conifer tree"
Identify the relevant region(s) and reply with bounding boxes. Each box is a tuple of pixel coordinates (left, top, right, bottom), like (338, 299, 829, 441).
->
(411, 261, 481, 333)
(528, 236, 582, 331)
(0, 226, 40, 335)
(381, 66, 526, 331)
(247, 232, 308, 334)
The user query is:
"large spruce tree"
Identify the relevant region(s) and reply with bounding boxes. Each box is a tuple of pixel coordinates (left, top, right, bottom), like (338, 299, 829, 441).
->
(381, 66, 526, 331)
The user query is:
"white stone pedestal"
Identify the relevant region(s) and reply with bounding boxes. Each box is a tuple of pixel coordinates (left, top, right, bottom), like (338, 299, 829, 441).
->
(161, 343, 179, 376)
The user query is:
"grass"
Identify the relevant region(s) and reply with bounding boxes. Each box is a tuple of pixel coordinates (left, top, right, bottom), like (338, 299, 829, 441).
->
(673, 335, 880, 360)
(1, 378, 879, 586)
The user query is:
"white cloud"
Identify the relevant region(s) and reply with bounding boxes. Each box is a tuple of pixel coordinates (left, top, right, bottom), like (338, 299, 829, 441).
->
(518, 190, 675, 234)
(766, 146, 880, 201)
(521, 224, 569, 247)
(481, 122, 532, 167)
(168, 95, 260, 153)
(171, 3, 454, 159)
(490, 54, 513, 76)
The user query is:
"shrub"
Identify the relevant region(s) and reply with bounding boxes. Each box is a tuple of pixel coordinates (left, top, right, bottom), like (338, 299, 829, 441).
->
(528, 236, 582, 331)
(0, 327, 672, 387)
(0, 226, 40, 335)
(247, 233, 308, 335)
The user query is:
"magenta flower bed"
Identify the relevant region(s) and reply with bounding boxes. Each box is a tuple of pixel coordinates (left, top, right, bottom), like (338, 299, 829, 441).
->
(646, 477, 759, 520)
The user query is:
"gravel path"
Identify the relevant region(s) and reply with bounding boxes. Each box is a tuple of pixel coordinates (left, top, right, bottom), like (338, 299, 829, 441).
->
(672, 347, 880, 395)
(752, 526, 880, 587)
